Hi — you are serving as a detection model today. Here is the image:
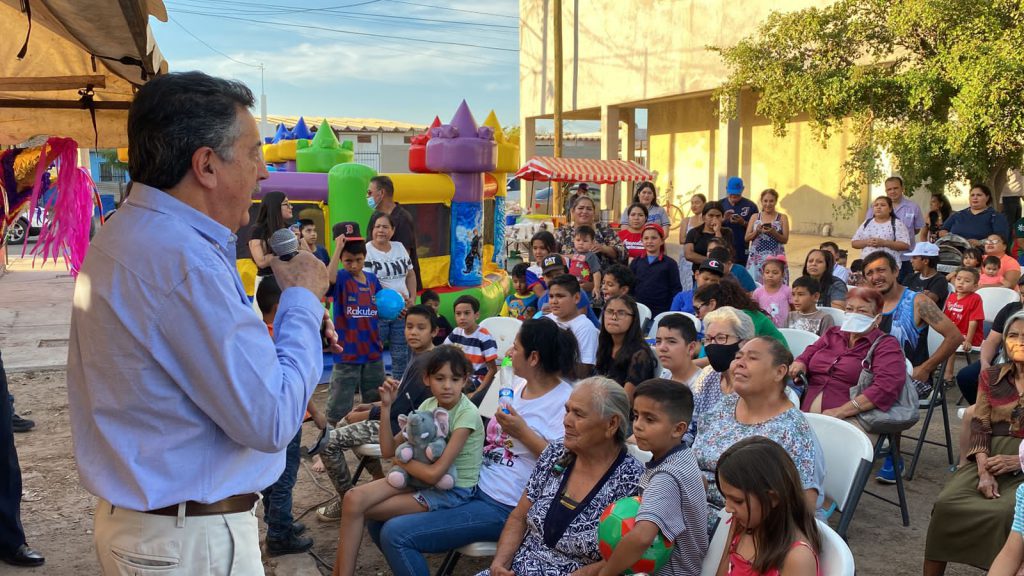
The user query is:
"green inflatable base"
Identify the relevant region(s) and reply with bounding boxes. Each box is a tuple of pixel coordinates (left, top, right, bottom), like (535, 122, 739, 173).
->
(419, 272, 512, 327)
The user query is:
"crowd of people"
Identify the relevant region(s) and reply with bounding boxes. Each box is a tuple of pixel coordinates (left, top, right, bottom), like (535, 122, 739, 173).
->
(2, 70, 1018, 576)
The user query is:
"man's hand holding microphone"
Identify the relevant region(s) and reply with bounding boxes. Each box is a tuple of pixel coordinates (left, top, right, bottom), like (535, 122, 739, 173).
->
(268, 228, 342, 353)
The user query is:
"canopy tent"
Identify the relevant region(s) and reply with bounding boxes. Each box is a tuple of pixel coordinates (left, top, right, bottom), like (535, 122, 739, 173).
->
(0, 0, 168, 148)
(513, 156, 653, 184)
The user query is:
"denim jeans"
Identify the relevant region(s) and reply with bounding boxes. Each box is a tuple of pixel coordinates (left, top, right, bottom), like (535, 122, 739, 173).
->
(379, 318, 409, 378)
(957, 360, 981, 404)
(368, 488, 514, 576)
(261, 429, 302, 540)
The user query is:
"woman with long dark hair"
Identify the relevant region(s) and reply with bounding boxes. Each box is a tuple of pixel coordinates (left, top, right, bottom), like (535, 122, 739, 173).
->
(802, 248, 847, 309)
(619, 181, 670, 228)
(248, 191, 293, 310)
(595, 295, 657, 401)
(923, 193, 953, 242)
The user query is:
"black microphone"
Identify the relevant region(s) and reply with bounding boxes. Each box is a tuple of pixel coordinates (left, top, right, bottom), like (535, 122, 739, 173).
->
(268, 228, 300, 261)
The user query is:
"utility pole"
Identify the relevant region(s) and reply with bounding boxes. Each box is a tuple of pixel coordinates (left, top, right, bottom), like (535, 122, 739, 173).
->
(259, 63, 269, 142)
(552, 0, 564, 217)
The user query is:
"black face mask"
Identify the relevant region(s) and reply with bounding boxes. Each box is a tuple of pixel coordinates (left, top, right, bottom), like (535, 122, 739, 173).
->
(705, 342, 741, 373)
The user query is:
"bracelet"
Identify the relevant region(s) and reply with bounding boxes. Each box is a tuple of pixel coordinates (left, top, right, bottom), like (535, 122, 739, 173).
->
(850, 398, 864, 413)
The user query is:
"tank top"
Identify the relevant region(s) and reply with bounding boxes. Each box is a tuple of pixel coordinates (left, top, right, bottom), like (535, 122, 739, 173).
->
(726, 531, 821, 576)
(879, 287, 928, 365)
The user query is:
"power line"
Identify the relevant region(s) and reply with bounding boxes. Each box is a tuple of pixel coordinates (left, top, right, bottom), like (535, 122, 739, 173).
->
(166, 0, 518, 29)
(168, 16, 262, 68)
(385, 0, 518, 19)
(168, 8, 519, 52)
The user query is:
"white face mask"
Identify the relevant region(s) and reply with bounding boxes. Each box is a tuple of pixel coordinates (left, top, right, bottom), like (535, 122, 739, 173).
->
(841, 312, 878, 334)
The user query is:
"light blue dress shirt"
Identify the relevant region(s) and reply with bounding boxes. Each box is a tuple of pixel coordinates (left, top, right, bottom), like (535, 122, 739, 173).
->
(67, 184, 324, 511)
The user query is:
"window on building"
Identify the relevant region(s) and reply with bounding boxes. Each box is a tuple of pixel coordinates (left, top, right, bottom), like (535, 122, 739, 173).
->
(403, 135, 413, 144)
(357, 135, 372, 144)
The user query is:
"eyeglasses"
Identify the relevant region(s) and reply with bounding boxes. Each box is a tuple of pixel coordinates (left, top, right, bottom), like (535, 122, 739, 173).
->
(983, 239, 1000, 245)
(281, 202, 291, 208)
(702, 334, 737, 346)
(604, 309, 634, 319)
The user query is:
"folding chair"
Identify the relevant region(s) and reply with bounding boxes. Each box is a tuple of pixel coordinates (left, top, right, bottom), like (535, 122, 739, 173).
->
(816, 306, 846, 328)
(648, 311, 701, 338)
(479, 316, 522, 358)
(778, 328, 819, 357)
(636, 302, 653, 331)
(818, 519, 856, 576)
(901, 327, 955, 480)
(866, 432, 911, 527)
(804, 413, 874, 539)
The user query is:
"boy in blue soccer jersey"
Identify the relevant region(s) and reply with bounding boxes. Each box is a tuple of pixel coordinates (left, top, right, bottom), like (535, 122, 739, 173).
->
(326, 222, 385, 425)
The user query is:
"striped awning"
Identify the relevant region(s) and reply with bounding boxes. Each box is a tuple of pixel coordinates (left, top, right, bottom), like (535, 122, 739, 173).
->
(513, 156, 653, 184)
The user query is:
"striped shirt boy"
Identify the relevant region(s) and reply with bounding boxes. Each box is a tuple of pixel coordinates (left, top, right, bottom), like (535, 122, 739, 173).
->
(444, 326, 498, 383)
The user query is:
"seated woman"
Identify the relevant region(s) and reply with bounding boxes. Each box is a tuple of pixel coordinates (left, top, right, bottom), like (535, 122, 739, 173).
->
(802, 248, 847, 309)
(692, 336, 821, 511)
(369, 318, 579, 576)
(988, 443, 1024, 576)
(480, 377, 644, 576)
(693, 278, 789, 349)
(595, 295, 657, 401)
(924, 310, 1024, 575)
(790, 287, 907, 422)
(685, 306, 755, 445)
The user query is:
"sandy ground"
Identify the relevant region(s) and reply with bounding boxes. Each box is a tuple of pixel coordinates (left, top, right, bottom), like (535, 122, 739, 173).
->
(7, 366, 990, 576)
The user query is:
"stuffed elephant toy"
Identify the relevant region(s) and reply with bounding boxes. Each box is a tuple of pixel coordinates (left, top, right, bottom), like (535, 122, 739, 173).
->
(387, 407, 459, 491)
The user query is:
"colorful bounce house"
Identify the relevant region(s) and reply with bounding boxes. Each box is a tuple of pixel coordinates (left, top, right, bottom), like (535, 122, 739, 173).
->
(237, 101, 517, 319)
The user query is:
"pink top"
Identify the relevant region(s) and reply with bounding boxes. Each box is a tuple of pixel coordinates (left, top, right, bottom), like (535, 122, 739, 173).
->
(727, 531, 821, 576)
(753, 285, 792, 328)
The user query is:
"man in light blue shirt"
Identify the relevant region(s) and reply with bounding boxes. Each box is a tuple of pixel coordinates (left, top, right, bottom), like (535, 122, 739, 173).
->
(885, 176, 925, 283)
(67, 72, 334, 575)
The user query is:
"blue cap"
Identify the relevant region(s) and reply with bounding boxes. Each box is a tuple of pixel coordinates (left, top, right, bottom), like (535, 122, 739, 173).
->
(726, 177, 745, 195)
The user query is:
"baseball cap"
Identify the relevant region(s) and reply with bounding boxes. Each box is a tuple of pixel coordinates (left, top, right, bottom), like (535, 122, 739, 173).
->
(332, 221, 364, 241)
(542, 254, 566, 274)
(641, 222, 665, 238)
(726, 177, 745, 195)
(699, 259, 726, 276)
(905, 242, 939, 258)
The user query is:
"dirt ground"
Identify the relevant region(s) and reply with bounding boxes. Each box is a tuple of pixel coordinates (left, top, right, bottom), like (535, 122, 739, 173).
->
(7, 369, 987, 576)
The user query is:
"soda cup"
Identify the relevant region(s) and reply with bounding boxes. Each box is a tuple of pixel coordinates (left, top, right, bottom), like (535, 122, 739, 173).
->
(498, 387, 514, 414)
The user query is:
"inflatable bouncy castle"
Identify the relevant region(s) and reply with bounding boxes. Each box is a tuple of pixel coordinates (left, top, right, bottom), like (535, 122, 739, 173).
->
(237, 102, 517, 319)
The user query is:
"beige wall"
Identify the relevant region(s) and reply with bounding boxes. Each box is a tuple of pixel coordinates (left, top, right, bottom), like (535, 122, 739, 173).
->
(519, 0, 836, 118)
(520, 0, 870, 237)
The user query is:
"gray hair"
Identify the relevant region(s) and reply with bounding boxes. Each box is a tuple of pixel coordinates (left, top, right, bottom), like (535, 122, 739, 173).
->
(576, 376, 629, 444)
(703, 306, 755, 341)
(1004, 311, 1024, 338)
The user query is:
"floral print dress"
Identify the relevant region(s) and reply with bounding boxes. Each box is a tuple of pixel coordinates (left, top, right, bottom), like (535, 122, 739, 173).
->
(691, 394, 819, 508)
(475, 442, 644, 576)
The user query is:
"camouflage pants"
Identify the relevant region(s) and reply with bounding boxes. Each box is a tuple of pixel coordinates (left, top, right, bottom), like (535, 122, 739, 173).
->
(321, 419, 382, 498)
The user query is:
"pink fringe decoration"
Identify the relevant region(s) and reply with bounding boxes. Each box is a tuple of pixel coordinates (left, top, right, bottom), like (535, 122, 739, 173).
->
(22, 137, 95, 276)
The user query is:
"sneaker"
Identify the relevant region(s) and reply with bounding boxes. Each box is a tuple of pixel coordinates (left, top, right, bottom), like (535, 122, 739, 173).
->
(12, 414, 34, 433)
(266, 533, 314, 557)
(875, 455, 904, 484)
(316, 498, 341, 522)
(913, 378, 933, 399)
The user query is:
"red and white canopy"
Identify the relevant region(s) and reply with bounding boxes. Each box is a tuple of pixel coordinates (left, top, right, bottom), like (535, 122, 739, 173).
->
(513, 156, 653, 184)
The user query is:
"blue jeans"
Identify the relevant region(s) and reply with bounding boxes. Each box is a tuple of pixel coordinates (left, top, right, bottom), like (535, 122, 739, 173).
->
(368, 488, 514, 576)
(379, 318, 409, 378)
(261, 429, 302, 540)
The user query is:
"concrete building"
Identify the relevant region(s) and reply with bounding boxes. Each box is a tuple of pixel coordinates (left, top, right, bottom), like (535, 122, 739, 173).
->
(266, 115, 427, 173)
(518, 0, 918, 236)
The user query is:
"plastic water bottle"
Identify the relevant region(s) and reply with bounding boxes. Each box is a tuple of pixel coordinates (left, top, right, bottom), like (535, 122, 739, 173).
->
(498, 356, 514, 414)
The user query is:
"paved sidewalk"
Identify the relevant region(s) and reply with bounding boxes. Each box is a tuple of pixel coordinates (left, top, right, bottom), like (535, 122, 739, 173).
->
(0, 246, 74, 372)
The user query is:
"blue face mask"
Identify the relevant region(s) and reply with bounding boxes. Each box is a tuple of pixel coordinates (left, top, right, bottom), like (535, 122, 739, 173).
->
(367, 195, 377, 209)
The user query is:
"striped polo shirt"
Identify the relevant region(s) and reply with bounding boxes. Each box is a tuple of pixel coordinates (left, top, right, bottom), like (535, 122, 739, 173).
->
(444, 326, 498, 378)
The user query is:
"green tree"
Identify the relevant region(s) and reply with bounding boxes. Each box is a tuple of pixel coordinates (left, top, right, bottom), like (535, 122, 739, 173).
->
(712, 0, 1024, 217)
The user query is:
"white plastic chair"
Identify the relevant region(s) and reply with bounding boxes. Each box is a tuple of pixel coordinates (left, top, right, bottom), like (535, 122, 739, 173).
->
(803, 413, 874, 539)
(626, 442, 653, 463)
(700, 510, 855, 576)
(778, 328, 820, 357)
(648, 311, 702, 338)
(479, 316, 522, 359)
(817, 306, 846, 328)
(978, 286, 1019, 322)
(636, 302, 653, 330)
(435, 541, 498, 576)
(905, 358, 914, 376)
(700, 508, 733, 576)
(818, 519, 856, 576)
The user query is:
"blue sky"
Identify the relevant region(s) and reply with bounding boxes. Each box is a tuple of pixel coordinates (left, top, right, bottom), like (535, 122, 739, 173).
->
(152, 0, 521, 127)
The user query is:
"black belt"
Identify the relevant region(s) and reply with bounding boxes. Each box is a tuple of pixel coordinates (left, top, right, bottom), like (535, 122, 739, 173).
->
(146, 494, 258, 517)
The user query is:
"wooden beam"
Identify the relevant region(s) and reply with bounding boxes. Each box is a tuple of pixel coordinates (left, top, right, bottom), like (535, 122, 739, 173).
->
(0, 76, 107, 91)
(0, 99, 131, 110)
